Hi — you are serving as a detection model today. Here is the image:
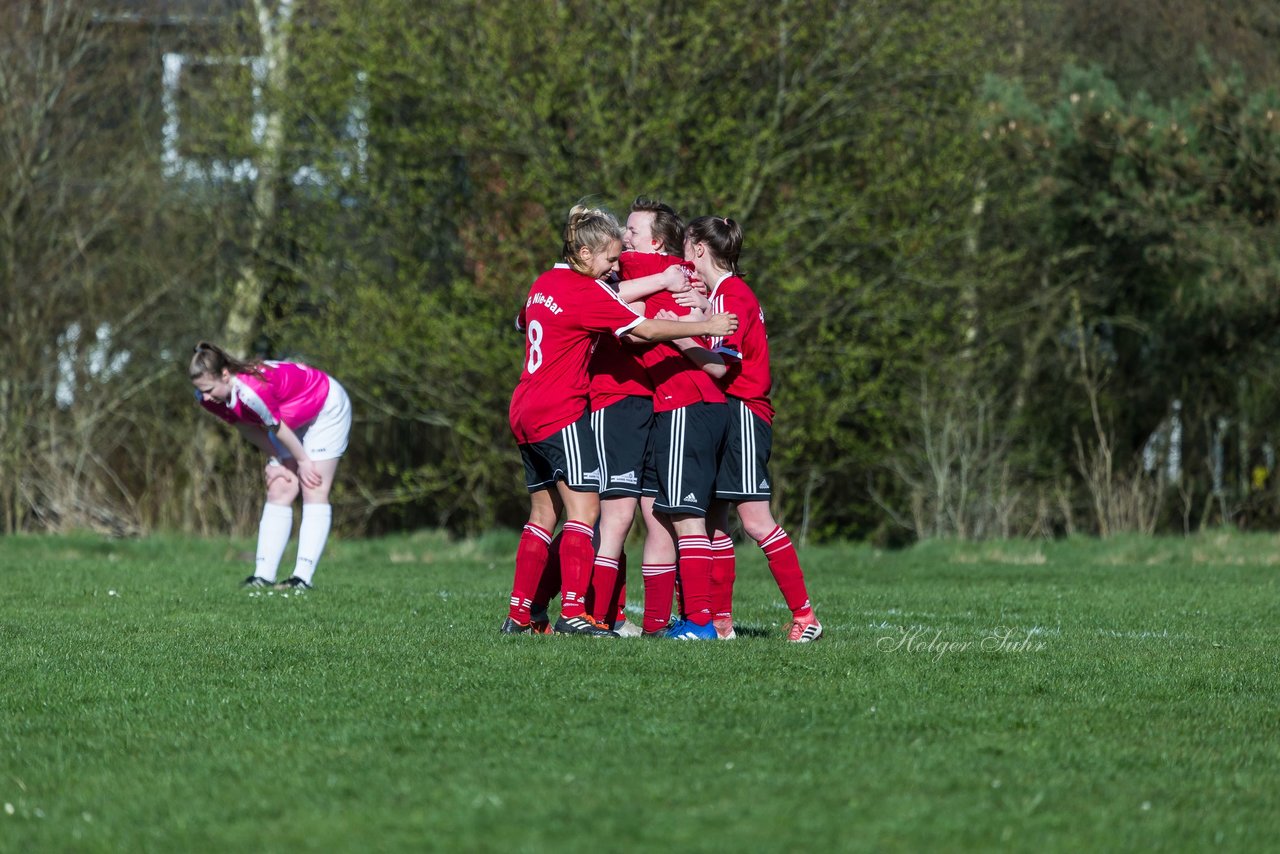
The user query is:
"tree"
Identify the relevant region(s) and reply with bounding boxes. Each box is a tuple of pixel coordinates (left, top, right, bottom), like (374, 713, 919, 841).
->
(0, 2, 219, 532)
(980, 61, 1280, 531)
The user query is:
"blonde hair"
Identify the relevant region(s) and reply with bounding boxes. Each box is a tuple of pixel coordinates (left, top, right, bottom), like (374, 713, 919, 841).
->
(562, 204, 622, 274)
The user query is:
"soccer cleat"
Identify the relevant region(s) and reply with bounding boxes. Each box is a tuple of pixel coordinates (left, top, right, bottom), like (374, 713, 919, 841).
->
(500, 616, 532, 634)
(713, 617, 737, 640)
(642, 620, 677, 638)
(613, 619, 643, 638)
(664, 619, 718, 640)
(529, 611, 552, 634)
(274, 576, 313, 591)
(787, 612, 823, 643)
(241, 575, 273, 588)
(553, 615, 620, 637)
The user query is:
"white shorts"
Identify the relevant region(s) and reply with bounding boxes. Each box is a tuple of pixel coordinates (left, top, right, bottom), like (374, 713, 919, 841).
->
(278, 378, 352, 462)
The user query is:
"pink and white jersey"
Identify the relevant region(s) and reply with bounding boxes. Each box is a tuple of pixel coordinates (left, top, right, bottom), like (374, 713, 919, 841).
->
(509, 264, 645, 444)
(200, 361, 331, 430)
(709, 274, 775, 424)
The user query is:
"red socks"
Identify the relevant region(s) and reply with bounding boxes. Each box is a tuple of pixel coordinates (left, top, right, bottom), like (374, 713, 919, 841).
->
(558, 521, 595, 618)
(758, 526, 812, 617)
(710, 535, 736, 620)
(677, 534, 713, 625)
(614, 552, 628, 626)
(641, 561, 677, 633)
(588, 554, 620, 623)
(509, 523, 552, 623)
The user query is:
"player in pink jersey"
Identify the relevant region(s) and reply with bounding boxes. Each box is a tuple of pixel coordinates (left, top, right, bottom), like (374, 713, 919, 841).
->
(502, 204, 738, 637)
(684, 216, 823, 642)
(190, 341, 353, 591)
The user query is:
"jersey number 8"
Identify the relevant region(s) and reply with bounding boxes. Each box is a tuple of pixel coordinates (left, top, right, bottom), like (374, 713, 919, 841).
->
(526, 320, 544, 374)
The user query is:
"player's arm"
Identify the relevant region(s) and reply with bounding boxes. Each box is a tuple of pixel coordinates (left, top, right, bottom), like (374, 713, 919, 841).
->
(235, 383, 323, 489)
(627, 312, 737, 343)
(672, 287, 712, 313)
(235, 422, 279, 456)
(654, 308, 728, 379)
(709, 291, 753, 383)
(268, 421, 323, 489)
(616, 265, 689, 302)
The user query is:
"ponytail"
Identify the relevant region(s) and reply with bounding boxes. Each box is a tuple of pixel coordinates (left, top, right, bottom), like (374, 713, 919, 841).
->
(685, 215, 744, 276)
(562, 204, 623, 274)
(188, 341, 263, 381)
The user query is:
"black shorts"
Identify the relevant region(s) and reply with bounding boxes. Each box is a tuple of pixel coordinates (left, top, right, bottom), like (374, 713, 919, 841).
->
(520, 411, 601, 494)
(591, 396, 653, 498)
(643, 401, 728, 517)
(714, 397, 774, 501)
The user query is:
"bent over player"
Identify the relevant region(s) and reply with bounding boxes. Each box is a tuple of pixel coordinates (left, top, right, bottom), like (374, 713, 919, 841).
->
(190, 341, 353, 590)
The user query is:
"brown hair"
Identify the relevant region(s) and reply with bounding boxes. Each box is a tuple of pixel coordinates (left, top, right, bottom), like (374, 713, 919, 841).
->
(188, 341, 263, 381)
(562, 204, 623, 274)
(630, 197, 685, 255)
(685, 215, 743, 275)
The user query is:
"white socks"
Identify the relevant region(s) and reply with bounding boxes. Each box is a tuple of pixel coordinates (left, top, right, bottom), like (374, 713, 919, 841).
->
(255, 503, 295, 583)
(292, 503, 332, 584)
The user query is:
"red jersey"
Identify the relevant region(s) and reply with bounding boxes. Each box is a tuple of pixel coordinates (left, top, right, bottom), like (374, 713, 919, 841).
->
(509, 264, 645, 443)
(621, 251, 726, 413)
(588, 329, 653, 412)
(588, 250, 689, 410)
(709, 273, 775, 424)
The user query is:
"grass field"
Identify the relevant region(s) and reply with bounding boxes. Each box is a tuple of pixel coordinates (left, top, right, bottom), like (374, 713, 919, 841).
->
(1, 529, 1277, 852)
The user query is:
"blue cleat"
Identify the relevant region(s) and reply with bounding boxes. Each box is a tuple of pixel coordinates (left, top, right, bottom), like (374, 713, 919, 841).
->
(663, 619, 718, 640)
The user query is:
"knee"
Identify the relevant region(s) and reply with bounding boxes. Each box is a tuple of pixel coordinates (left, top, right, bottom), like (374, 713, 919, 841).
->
(573, 505, 600, 528)
(527, 505, 559, 531)
(266, 478, 300, 505)
(738, 507, 778, 543)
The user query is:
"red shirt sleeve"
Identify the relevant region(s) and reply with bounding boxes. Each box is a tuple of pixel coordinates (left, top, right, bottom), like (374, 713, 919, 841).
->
(579, 279, 644, 337)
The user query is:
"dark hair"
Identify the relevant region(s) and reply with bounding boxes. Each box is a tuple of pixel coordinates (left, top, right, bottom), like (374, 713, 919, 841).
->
(631, 197, 684, 255)
(685, 215, 743, 275)
(562, 204, 623, 273)
(188, 341, 262, 381)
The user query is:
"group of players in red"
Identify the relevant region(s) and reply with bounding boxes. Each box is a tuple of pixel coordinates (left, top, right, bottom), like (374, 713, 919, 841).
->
(502, 199, 823, 642)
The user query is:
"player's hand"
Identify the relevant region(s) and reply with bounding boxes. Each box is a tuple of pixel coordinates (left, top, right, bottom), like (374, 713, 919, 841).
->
(706, 312, 738, 337)
(655, 308, 680, 321)
(297, 459, 324, 489)
(688, 272, 709, 296)
(660, 265, 691, 293)
(673, 288, 711, 312)
(264, 457, 294, 489)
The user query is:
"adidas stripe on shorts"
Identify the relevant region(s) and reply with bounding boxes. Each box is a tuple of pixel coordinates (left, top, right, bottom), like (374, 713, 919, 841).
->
(714, 397, 774, 501)
(592, 395, 654, 499)
(520, 409, 601, 494)
(643, 401, 728, 517)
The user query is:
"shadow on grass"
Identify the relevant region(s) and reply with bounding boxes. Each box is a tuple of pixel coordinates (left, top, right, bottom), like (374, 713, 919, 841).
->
(730, 624, 775, 639)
